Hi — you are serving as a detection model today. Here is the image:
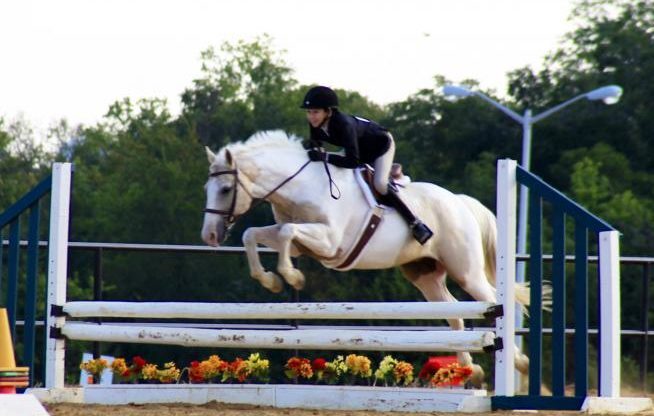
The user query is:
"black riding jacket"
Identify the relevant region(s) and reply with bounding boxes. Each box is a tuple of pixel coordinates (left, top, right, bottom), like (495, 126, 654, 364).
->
(309, 110, 391, 168)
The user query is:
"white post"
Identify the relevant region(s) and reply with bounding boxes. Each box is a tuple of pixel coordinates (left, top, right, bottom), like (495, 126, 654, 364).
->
(495, 159, 517, 396)
(45, 163, 72, 389)
(514, 110, 532, 390)
(599, 230, 621, 397)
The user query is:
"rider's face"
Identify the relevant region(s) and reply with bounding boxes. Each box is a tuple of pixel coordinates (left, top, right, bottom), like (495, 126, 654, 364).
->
(306, 108, 330, 128)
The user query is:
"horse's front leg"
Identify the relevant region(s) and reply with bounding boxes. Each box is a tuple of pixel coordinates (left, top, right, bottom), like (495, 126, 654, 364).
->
(242, 224, 291, 293)
(276, 222, 336, 290)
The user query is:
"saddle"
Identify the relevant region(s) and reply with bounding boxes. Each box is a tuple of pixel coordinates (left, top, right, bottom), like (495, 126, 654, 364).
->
(358, 163, 410, 206)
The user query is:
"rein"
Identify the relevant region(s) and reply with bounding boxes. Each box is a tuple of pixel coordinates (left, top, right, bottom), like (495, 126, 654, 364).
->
(203, 160, 312, 224)
(321, 157, 341, 200)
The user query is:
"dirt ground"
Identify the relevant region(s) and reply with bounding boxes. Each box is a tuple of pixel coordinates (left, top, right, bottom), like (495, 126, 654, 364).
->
(42, 402, 564, 416)
(44, 402, 654, 416)
(43, 388, 654, 415)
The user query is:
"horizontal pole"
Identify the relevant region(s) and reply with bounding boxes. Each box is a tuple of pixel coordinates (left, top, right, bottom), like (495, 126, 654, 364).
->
(17, 319, 653, 336)
(4, 240, 653, 265)
(61, 323, 495, 352)
(63, 301, 496, 320)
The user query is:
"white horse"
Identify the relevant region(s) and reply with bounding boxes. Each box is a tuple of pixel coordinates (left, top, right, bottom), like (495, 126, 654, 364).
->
(201, 130, 530, 385)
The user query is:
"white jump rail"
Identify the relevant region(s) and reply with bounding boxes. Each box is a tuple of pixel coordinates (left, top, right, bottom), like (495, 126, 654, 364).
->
(63, 301, 497, 320)
(62, 324, 496, 352)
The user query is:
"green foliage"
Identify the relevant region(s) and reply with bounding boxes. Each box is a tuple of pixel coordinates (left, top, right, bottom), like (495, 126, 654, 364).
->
(0, 118, 51, 209)
(181, 35, 299, 147)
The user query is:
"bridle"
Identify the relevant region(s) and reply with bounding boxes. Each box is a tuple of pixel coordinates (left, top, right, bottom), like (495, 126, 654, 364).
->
(203, 168, 247, 224)
(203, 160, 312, 226)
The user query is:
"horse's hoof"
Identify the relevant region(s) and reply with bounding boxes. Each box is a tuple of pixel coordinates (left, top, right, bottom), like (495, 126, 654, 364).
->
(515, 352, 530, 375)
(256, 271, 284, 293)
(279, 267, 305, 291)
(469, 364, 485, 389)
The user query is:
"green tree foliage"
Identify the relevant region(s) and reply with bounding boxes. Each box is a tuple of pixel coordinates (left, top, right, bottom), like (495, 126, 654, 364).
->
(0, 118, 51, 208)
(181, 35, 299, 148)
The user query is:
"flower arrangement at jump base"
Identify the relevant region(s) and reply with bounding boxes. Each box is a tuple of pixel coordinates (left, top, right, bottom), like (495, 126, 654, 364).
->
(189, 353, 270, 383)
(79, 354, 472, 387)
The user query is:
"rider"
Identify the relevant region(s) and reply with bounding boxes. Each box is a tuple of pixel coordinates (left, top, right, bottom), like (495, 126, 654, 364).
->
(301, 85, 433, 245)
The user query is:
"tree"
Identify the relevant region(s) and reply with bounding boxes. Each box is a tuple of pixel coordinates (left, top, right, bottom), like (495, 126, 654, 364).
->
(181, 36, 299, 148)
(0, 117, 51, 210)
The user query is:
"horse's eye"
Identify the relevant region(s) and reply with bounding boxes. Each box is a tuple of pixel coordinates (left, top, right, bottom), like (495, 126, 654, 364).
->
(220, 186, 232, 195)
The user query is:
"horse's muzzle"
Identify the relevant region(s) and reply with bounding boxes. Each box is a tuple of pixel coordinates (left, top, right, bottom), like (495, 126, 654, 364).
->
(201, 216, 228, 246)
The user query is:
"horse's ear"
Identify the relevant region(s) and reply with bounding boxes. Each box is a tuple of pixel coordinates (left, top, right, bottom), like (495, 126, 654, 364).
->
(205, 146, 216, 164)
(225, 149, 235, 168)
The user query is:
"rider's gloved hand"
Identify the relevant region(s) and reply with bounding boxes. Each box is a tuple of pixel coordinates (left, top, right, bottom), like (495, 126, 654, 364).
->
(307, 149, 326, 162)
(302, 139, 322, 150)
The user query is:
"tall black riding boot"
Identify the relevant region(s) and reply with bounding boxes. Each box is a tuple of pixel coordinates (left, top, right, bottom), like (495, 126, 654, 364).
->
(383, 187, 433, 244)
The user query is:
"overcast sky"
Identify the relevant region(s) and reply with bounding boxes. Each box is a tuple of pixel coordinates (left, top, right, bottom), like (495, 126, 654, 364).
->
(1, 0, 576, 133)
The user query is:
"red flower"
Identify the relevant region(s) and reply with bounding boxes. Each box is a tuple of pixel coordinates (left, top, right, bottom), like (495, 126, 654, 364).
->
(132, 356, 146, 369)
(284, 357, 313, 379)
(121, 370, 131, 377)
(188, 361, 204, 382)
(312, 358, 326, 371)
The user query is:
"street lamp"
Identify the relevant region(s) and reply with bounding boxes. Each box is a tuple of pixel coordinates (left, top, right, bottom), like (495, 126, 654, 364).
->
(442, 83, 623, 372)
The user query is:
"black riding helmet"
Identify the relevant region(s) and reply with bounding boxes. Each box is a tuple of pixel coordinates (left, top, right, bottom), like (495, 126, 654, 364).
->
(300, 86, 339, 109)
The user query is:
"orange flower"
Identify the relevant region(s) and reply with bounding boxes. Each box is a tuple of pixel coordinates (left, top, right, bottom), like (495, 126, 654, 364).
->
(430, 363, 473, 387)
(284, 357, 313, 379)
(198, 355, 226, 380)
(231, 358, 250, 382)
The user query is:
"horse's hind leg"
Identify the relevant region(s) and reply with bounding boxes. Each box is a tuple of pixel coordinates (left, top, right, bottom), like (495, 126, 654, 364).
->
(445, 255, 531, 381)
(400, 259, 485, 388)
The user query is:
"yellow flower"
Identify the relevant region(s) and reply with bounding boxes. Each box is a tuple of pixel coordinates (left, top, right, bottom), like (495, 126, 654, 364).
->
(141, 363, 159, 380)
(323, 355, 348, 381)
(345, 354, 372, 378)
(374, 355, 398, 380)
(110, 358, 128, 375)
(158, 362, 180, 383)
(393, 361, 414, 386)
(245, 353, 270, 381)
(80, 358, 109, 377)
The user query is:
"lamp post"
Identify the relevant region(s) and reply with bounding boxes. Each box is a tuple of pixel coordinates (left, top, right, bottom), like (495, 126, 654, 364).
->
(443, 83, 622, 383)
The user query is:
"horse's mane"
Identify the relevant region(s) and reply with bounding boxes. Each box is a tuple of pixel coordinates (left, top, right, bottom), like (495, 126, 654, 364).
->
(223, 130, 304, 157)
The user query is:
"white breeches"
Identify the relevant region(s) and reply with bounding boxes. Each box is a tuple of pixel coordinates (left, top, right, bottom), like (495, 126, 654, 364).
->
(373, 133, 395, 195)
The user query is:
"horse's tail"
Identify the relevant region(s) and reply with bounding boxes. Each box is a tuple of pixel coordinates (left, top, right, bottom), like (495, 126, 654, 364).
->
(457, 195, 531, 310)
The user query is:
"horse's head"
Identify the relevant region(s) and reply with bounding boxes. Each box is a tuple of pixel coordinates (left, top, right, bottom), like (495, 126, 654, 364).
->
(201, 130, 311, 246)
(201, 146, 253, 246)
